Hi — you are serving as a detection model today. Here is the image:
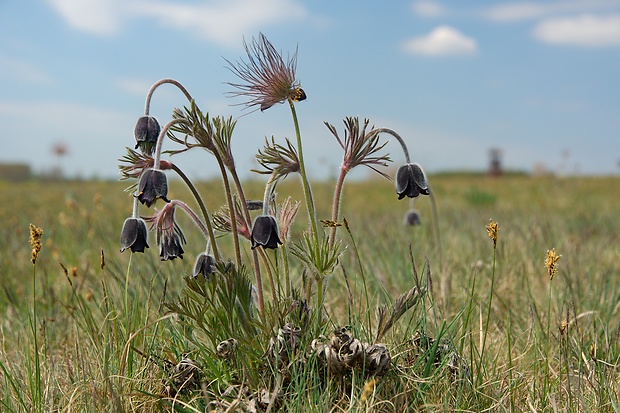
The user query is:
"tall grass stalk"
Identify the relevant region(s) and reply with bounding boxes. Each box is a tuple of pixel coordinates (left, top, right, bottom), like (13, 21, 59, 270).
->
(29, 263, 42, 413)
(479, 242, 497, 382)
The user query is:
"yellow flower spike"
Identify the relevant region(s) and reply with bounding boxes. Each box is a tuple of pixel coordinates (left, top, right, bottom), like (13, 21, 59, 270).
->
(29, 223, 44, 264)
(486, 219, 499, 249)
(545, 248, 561, 281)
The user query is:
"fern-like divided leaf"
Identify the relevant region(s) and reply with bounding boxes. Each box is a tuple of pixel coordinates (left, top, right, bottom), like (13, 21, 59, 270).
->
(290, 232, 345, 282)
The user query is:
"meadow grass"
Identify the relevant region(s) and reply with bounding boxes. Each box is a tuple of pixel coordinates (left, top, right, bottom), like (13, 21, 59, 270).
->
(1, 174, 619, 412)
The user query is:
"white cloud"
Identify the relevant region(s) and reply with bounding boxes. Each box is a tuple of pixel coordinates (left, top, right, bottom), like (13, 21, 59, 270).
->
(46, 0, 308, 47)
(0, 54, 53, 85)
(411, 1, 445, 18)
(131, 0, 307, 47)
(533, 14, 620, 46)
(402, 26, 478, 56)
(484, 0, 620, 22)
(46, 0, 123, 35)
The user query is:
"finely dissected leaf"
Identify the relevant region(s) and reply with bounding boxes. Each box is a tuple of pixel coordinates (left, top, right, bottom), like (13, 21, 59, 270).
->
(168, 102, 215, 154)
(290, 232, 344, 281)
(254, 136, 300, 178)
(165, 260, 259, 350)
(325, 117, 392, 179)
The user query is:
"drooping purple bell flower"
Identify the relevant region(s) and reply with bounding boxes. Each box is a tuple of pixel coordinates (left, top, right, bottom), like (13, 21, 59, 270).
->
(120, 217, 149, 253)
(137, 168, 169, 207)
(251, 215, 282, 250)
(134, 115, 161, 155)
(395, 163, 429, 200)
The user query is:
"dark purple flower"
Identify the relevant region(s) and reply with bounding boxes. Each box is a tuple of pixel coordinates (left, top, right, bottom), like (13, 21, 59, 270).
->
(403, 209, 421, 226)
(137, 168, 169, 207)
(144, 202, 186, 261)
(134, 116, 161, 155)
(120, 217, 149, 253)
(159, 232, 185, 261)
(395, 163, 429, 200)
(192, 253, 216, 280)
(251, 215, 282, 250)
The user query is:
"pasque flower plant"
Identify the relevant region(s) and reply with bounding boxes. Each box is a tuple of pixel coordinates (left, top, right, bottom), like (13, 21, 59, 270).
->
(117, 32, 435, 400)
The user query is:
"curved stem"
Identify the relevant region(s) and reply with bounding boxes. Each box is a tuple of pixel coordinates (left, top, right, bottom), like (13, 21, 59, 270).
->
(288, 99, 319, 240)
(329, 165, 348, 248)
(170, 163, 220, 260)
(144, 78, 194, 116)
(262, 172, 279, 216)
(213, 151, 242, 268)
(169, 200, 212, 243)
(154, 118, 187, 170)
(373, 128, 411, 164)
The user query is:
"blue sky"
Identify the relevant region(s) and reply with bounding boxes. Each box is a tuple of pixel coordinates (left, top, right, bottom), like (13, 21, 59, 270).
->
(1, 0, 619, 180)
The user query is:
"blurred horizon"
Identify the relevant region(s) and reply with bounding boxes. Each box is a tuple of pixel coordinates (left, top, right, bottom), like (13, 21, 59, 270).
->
(1, 0, 619, 180)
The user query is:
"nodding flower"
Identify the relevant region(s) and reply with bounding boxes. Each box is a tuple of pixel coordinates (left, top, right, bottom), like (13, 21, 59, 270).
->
(143, 202, 186, 261)
(251, 215, 283, 250)
(226, 32, 306, 112)
(134, 115, 161, 155)
(136, 168, 169, 207)
(395, 163, 429, 200)
(192, 253, 216, 280)
(120, 217, 149, 253)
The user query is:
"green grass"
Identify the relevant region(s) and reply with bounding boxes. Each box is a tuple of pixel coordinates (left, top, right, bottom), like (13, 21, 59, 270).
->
(1, 174, 619, 412)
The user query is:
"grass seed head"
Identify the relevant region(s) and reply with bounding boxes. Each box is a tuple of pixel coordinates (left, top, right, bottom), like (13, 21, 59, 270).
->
(29, 223, 43, 264)
(545, 248, 561, 280)
(486, 219, 499, 249)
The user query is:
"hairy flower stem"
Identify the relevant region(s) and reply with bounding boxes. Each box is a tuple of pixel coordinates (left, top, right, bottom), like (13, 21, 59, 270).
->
(288, 99, 319, 241)
(169, 200, 212, 240)
(328, 165, 348, 248)
(262, 172, 279, 215)
(153, 119, 187, 170)
(257, 247, 278, 308)
(316, 278, 325, 324)
(131, 196, 140, 219)
(213, 152, 242, 269)
(280, 244, 291, 298)
(228, 167, 266, 310)
(171, 164, 220, 260)
(144, 78, 193, 116)
(374, 128, 411, 163)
